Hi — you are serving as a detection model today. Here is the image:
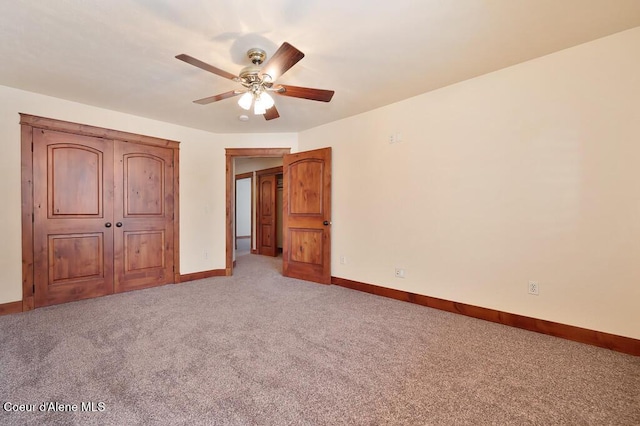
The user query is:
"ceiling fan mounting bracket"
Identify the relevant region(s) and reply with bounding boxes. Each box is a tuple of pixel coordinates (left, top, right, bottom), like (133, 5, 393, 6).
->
(247, 48, 266, 65)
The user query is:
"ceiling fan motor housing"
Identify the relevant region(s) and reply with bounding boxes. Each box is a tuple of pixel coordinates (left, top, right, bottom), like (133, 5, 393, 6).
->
(247, 48, 266, 65)
(240, 48, 272, 87)
(239, 65, 262, 84)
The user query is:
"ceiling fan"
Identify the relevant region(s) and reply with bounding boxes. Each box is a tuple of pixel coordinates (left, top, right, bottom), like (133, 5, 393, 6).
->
(176, 42, 334, 120)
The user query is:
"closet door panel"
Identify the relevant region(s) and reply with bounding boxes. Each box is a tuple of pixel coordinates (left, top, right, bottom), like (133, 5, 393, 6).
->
(33, 130, 114, 307)
(114, 141, 174, 292)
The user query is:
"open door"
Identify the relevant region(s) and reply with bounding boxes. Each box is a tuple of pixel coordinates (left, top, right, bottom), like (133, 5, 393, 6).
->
(282, 147, 331, 284)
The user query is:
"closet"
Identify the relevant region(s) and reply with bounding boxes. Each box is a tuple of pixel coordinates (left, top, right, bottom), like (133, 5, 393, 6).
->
(21, 114, 180, 309)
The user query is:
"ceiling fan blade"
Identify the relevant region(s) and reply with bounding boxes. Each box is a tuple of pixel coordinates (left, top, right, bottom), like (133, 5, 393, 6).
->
(176, 54, 238, 81)
(275, 85, 334, 102)
(263, 106, 280, 121)
(193, 90, 241, 105)
(260, 42, 304, 82)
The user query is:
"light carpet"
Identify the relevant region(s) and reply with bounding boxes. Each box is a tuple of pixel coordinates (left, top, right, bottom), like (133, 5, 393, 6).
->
(1, 254, 638, 425)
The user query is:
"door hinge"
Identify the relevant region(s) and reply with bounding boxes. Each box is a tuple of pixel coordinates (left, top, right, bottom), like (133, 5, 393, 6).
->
(31, 142, 34, 152)
(32, 284, 35, 294)
(32, 213, 34, 223)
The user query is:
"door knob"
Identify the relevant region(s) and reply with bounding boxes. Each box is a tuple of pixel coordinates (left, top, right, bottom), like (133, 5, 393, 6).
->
(116, 222, 123, 228)
(105, 222, 112, 228)
(323, 220, 331, 226)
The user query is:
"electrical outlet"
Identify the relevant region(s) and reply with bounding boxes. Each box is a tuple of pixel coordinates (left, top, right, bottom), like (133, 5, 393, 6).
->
(340, 255, 347, 265)
(528, 280, 539, 295)
(395, 268, 405, 278)
(389, 132, 403, 144)
(204, 250, 208, 260)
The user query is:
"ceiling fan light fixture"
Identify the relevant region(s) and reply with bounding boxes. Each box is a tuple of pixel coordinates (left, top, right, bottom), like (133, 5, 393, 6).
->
(260, 92, 275, 109)
(254, 101, 267, 115)
(237, 92, 253, 110)
(177, 42, 334, 120)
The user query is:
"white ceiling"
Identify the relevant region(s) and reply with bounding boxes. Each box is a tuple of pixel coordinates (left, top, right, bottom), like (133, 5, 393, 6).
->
(1, 1, 639, 134)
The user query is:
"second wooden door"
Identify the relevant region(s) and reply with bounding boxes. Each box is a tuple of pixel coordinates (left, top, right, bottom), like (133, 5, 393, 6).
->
(258, 173, 277, 257)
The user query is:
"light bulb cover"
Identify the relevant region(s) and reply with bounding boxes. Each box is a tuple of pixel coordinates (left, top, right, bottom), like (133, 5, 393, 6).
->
(260, 92, 275, 109)
(254, 100, 266, 115)
(237, 92, 253, 110)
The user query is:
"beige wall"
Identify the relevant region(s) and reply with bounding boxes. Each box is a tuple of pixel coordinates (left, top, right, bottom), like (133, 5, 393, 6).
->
(298, 28, 640, 339)
(0, 85, 297, 304)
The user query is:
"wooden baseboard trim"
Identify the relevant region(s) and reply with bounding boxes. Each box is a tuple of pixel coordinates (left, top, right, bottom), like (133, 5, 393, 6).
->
(179, 269, 226, 283)
(23, 297, 34, 312)
(332, 277, 639, 357)
(0, 301, 23, 316)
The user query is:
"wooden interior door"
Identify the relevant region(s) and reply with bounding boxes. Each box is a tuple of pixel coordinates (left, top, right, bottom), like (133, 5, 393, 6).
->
(33, 129, 114, 307)
(258, 174, 277, 257)
(282, 147, 332, 284)
(113, 141, 174, 292)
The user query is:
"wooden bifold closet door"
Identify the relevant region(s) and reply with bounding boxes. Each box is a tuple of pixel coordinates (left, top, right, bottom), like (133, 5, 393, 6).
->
(113, 141, 174, 293)
(31, 126, 175, 307)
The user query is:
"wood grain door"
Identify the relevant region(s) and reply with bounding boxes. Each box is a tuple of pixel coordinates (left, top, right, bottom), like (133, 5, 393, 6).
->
(33, 129, 114, 307)
(258, 174, 277, 257)
(282, 147, 332, 284)
(113, 141, 174, 292)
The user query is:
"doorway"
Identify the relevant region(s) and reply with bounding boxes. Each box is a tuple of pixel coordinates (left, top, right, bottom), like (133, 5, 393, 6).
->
(225, 148, 290, 275)
(234, 159, 285, 260)
(225, 147, 333, 284)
